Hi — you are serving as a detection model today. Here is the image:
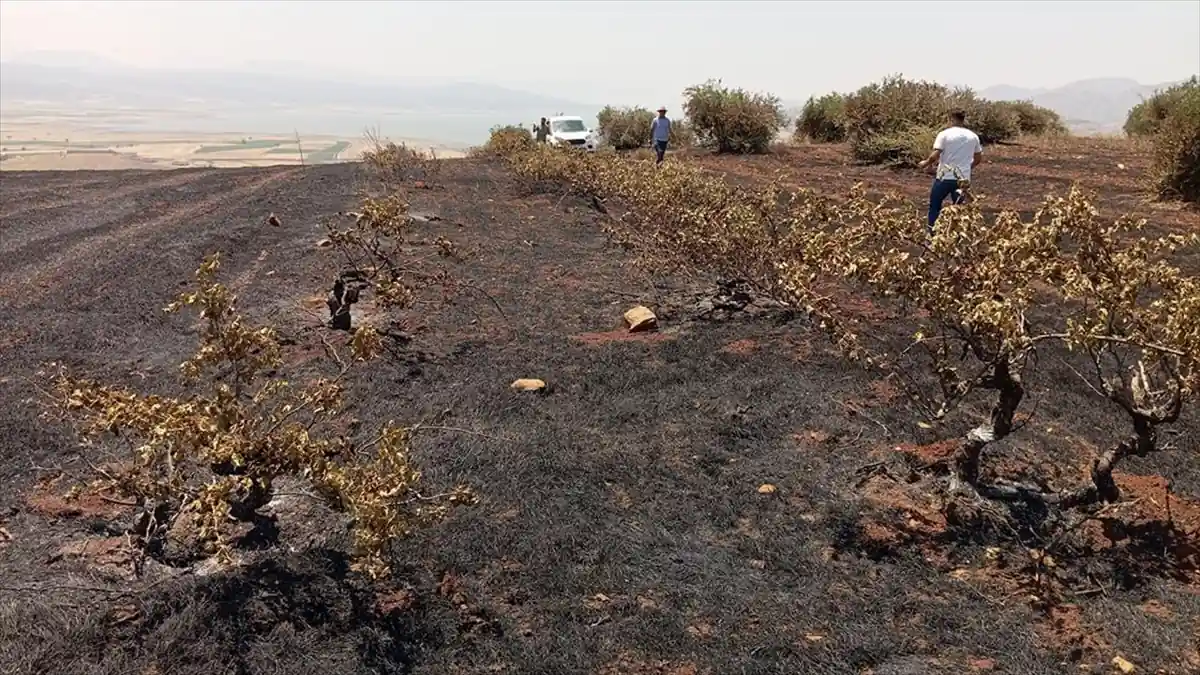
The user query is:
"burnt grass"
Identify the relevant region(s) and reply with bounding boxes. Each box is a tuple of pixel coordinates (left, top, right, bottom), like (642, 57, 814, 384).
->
(0, 144, 1198, 675)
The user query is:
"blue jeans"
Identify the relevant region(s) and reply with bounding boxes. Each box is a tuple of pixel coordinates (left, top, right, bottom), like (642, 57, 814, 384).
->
(653, 139, 668, 164)
(928, 178, 964, 233)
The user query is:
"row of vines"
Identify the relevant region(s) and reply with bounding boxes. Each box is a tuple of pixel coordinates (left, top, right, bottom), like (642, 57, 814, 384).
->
(497, 141, 1199, 529)
(51, 146, 469, 578)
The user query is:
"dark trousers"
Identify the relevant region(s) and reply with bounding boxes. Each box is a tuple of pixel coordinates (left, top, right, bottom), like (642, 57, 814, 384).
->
(653, 139, 668, 164)
(928, 178, 965, 233)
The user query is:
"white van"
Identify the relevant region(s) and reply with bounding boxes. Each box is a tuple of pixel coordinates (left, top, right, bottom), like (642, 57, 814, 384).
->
(546, 115, 598, 151)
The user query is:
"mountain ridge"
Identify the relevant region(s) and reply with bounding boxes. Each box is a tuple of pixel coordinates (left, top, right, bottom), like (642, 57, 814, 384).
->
(0, 59, 598, 114)
(3, 53, 1193, 139)
(978, 77, 1189, 133)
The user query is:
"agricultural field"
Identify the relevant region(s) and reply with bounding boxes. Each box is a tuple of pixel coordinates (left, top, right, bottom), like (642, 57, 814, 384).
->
(0, 121, 1197, 675)
(0, 114, 465, 171)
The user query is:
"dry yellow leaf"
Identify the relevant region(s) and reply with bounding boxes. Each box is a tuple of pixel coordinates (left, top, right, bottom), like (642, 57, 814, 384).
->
(623, 306, 658, 333)
(1112, 655, 1136, 673)
(510, 378, 546, 392)
(757, 483, 777, 494)
(583, 593, 611, 610)
(1029, 548, 1057, 567)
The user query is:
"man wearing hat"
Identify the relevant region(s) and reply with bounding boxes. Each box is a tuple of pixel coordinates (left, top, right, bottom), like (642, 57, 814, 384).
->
(650, 106, 671, 165)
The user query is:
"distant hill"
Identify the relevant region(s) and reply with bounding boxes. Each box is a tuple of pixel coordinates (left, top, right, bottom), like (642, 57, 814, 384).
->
(0, 56, 600, 144)
(979, 77, 1189, 134)
(0, 60, 595, 115)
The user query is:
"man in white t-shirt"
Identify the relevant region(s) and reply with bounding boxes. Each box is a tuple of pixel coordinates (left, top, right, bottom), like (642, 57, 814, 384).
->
(918, 109, 983, 233)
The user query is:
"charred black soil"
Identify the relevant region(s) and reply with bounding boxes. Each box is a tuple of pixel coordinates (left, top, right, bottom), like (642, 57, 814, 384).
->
(0, 148, 1197, 675)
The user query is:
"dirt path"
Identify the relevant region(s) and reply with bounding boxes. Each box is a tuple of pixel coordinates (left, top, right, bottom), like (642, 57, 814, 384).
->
(0, 167, 311, 306)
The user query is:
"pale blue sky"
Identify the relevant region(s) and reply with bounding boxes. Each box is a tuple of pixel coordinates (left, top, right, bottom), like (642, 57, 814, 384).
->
(2, 0, 1198, 105)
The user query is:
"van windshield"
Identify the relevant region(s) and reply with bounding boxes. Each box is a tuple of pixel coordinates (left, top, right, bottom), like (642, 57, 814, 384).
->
(551, 119, 586, 133)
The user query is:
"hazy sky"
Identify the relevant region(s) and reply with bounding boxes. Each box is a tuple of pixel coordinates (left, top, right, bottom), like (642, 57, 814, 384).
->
(2, 0, 1198, 105)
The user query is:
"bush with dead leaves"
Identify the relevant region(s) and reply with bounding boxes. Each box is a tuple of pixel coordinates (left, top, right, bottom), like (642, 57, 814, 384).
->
(323, 193, 468, 336)
(360, 129, 444, 185)
(497, 142, 1200, 530)
(49, 254, 474, 578)
(468, 124, 536, 159)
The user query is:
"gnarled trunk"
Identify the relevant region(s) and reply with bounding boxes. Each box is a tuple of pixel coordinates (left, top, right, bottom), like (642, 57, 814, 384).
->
(952, 358, 1024, 490)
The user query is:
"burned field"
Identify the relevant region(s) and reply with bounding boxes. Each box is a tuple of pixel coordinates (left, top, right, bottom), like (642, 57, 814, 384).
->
(0, 140, 1197, 675)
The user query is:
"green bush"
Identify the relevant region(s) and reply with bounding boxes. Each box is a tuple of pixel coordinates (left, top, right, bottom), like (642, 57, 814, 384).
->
(470, 124, 534, 158)
(597, 106, 695, 150)
(1126, 76, 1200, 137)
(682, 79, 787, 154)
(842, 75, 1028, 145)
(668, 119, 697, 149)
(1148, 82, 1200, 203)
(833, 75, 1067, 166)
(597, 106, 654, 150)
(796, 93, 848, 143)
(849, 124, 940, 168)
(964, 100, 1022, 145)
(843, 76, 971, 137)
(995, 100, 1068, 136)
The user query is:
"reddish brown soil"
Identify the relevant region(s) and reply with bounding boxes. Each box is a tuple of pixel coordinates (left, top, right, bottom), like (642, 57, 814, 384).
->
(720, 338, 758, 355)
(376, 587, 418, 615)
(1035, 603, 1112, 661)
(52, 536, 133, 571)
(1073, 473, 1200, 582)
(1140, 599, 1174, 620)
(867, 378, 902, 404)
(1113, 473, 1200, 535)
(859, 474, 950, 549)
(24, 478, 134, 521)
(896, 439, 961, 465)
